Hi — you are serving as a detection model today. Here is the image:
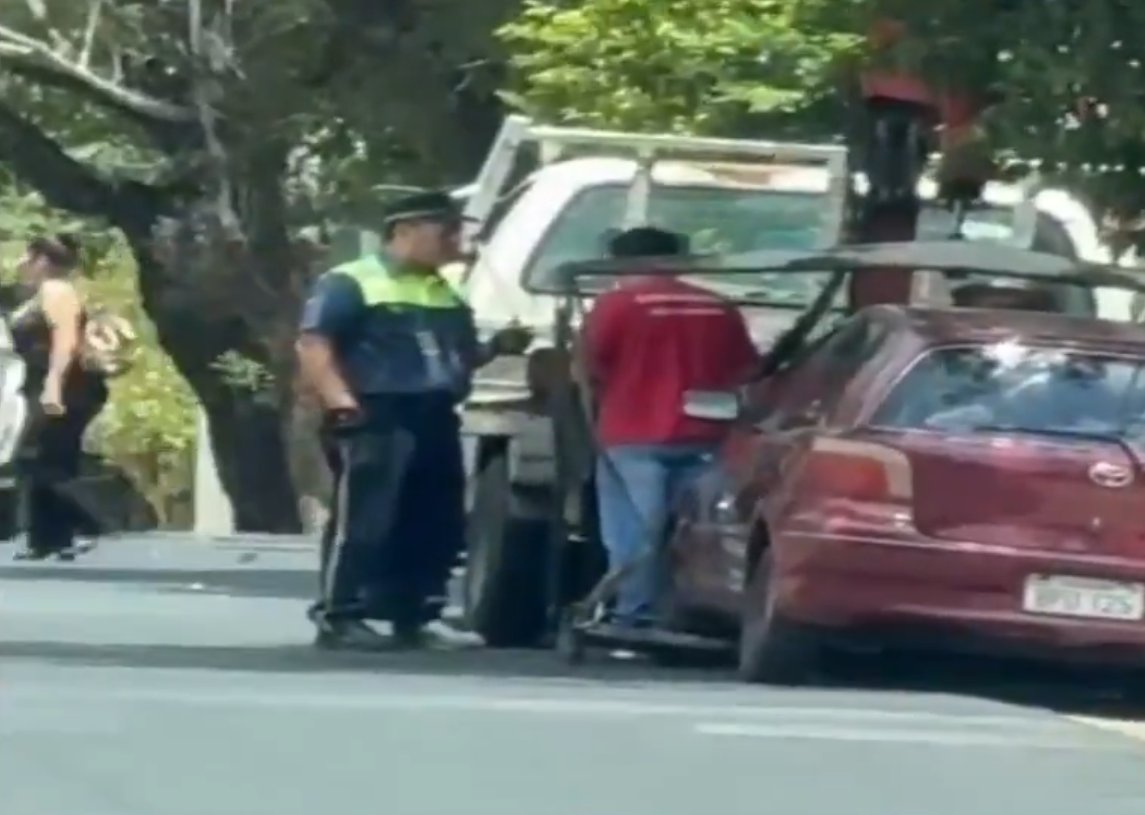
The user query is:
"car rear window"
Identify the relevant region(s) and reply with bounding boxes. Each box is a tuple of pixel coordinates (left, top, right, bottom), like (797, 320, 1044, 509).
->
(872, 343, 1145, 439)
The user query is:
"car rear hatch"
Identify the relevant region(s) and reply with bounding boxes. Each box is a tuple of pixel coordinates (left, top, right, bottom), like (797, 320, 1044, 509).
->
(867, 342, 1145, 557)
(874, 430, 1144, 556)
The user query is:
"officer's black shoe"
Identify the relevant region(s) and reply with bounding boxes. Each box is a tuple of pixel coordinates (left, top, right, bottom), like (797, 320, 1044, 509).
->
(313, 618, 391, 651)
(13, 548, 52, 561)
(305, 602, 324, 626)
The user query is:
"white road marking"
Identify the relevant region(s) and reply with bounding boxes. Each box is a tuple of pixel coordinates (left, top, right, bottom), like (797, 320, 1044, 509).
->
(0, 683, 1070, 725)
(694, 722, 1120, 750)
(0, 680, 1122, 750)
(1, 661, 1136, 752)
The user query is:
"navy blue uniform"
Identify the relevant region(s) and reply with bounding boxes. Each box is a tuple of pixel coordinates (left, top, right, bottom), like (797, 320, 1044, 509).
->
(301, 253, 478, 627)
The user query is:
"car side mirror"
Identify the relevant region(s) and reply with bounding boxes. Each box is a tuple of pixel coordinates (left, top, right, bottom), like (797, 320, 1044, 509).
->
(682, 390, 740, 422)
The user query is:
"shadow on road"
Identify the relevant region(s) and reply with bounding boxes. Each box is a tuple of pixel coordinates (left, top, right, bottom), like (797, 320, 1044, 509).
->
(0, 639, 733, 683)
(3, 632, 1145, 720)
(0, 566, 314, 600)
(5, 556, 1145, 719)
(820, 650, 1145, 720)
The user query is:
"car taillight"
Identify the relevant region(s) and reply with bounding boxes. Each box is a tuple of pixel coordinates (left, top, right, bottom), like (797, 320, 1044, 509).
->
(803, 453, 890, 500)
(799, 438, 913, 503)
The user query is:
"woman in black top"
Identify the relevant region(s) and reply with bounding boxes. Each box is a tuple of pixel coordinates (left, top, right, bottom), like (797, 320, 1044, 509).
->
(10, 235, 108, 560)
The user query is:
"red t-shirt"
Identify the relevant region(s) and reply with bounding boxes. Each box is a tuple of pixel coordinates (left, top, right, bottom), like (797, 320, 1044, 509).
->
(584, 275, 759, 446)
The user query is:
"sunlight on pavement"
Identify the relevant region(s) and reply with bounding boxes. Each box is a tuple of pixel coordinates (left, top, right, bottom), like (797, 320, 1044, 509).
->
(1070, 717, 1145, 743)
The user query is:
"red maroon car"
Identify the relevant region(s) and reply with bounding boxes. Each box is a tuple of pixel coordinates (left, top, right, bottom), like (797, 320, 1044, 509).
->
(667, 306, 1145, 684)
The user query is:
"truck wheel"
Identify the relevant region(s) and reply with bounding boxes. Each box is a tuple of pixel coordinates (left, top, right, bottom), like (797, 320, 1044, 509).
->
(737, 549, 820, 685)
(464, 449, 549, 648)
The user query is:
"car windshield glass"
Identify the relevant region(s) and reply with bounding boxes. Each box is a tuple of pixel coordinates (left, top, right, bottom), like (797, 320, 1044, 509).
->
(872, 342, 1145, 441)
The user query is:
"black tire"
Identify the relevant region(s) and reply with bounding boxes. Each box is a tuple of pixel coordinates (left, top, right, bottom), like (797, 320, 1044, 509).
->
(464, 448, 550, 648)
(738, 549, 820, 685)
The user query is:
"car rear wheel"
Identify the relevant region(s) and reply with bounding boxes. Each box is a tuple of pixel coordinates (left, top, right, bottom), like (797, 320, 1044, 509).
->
(464, 447, 550, 648)
(738, 548, 820, 685)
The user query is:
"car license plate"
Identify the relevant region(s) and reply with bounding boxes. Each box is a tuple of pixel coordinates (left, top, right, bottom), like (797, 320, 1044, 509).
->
(1023, 575, 1145, 621)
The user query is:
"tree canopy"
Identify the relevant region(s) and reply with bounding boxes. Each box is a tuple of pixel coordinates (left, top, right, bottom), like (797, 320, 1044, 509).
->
(499, 0, 860, 136)
(503, 0, 1145, 252)
(2, 0, 1145, 530)
(0, 0, 519, 531)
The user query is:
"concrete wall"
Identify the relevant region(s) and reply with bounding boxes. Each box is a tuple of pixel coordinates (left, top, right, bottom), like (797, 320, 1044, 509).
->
(192, 407, 234, 535)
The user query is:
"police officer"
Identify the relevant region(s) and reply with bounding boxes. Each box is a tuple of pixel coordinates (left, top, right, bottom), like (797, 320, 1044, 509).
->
(297, 190, 530, 650)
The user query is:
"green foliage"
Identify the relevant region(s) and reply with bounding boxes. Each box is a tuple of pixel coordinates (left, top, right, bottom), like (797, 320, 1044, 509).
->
(211, 350, 276, 403)
(82, 240, 197, 528)
(498, 0, 861, 134)
(501, 0, 1145, 251)
(848, 1, 1145, 252)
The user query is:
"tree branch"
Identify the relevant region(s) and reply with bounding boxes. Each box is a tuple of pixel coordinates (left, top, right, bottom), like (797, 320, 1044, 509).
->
(22, 0, 70, 54)
(80, 0, 103, 68)
(0, 22, 195, 122)
(0, 100, 138, 220)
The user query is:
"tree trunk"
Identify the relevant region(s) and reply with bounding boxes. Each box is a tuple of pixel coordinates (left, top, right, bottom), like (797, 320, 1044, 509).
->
(201, 383, 302, 534)
(120, 192, 307, 534)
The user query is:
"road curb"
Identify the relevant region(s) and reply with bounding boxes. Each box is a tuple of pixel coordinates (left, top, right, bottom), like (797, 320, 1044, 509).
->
(96, 531, 318, 550)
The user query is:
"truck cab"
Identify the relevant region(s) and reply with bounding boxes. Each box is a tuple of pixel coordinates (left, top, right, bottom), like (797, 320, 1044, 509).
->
(452, 117, 1110, 648)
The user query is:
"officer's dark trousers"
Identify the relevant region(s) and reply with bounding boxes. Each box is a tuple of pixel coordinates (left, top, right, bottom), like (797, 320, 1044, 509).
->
(316, 393, 465, 627)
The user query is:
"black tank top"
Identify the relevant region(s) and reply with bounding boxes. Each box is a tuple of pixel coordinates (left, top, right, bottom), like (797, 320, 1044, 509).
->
(10, 286, 103, 401)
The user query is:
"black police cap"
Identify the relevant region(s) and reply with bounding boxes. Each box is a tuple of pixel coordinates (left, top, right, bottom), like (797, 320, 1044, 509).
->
(382, 190, 468, 227)
(607, 226, 688, 258)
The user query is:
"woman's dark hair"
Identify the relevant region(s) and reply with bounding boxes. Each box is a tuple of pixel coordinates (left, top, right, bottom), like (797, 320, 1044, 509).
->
(28, 233, 80, 273)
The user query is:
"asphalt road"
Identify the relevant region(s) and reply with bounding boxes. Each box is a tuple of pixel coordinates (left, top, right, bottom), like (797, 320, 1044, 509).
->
(5, 535, 1145, 815)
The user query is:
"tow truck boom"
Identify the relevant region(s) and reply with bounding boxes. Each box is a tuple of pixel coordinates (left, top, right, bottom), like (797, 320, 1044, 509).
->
(848, 15, 997, 307)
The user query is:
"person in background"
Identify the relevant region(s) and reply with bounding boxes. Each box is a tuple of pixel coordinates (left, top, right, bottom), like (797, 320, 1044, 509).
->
(583, 226, 760, 629)
(11, 235, 109, 561)
(297, 190, 531, 651)
(951, 281, 1056, 312)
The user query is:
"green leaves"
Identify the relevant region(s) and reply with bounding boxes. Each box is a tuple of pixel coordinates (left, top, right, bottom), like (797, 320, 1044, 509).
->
(499, 0, 860, 135)
(867, 1, 1145, 252)
(79, 235, 198, 526)
(500, 0, 1145, 249)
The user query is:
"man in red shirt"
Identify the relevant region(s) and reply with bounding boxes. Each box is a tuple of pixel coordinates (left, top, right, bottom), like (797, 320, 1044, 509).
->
(583, 227, 760, 628)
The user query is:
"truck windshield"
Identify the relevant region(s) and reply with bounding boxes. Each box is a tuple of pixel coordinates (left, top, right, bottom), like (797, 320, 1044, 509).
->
(521, 182, 1086, 310)
(872, 343, 1145, 441)
(521, 183, 824, 297)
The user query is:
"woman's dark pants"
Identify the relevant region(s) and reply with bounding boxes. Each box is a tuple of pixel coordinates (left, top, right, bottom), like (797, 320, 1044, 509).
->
(22, 384, 107, 555)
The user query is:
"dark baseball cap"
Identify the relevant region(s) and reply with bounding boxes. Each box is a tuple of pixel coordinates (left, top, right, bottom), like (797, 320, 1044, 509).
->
(382, 190, 473, 228)
(607, 226, 689, 258)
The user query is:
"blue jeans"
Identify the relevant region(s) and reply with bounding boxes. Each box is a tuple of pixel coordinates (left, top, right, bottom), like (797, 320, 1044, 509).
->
(596, 444, 715, 625)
